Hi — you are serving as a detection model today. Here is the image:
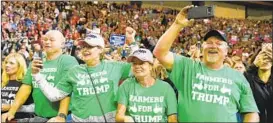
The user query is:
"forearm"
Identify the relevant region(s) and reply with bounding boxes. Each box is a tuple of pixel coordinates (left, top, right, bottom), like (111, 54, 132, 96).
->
(168, 114, 178, 123)
(33, 73, 69, 102)
(115, 114, 125, 122)
(58, 97, 70, 115)
(2, 104, 11, 111)
(17, 103, 35, 113)
(8, 84, 31, 115)
(243, 112, 259, 122)
(153, 23, 184, 57)
(116, 104, 127, 122)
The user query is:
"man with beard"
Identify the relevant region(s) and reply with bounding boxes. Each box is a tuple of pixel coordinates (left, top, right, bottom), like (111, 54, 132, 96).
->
(153, 5, 259, 122)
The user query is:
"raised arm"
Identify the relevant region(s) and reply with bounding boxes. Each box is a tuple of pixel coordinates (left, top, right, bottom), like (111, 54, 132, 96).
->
(153, 5, 194, 70)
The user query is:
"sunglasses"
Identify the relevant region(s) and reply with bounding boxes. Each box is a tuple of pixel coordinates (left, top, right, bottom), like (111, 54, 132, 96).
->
(80, 45, 97, 49)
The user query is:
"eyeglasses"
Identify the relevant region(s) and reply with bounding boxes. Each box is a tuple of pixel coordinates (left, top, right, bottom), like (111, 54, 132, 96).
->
(204, 41, 228, 48)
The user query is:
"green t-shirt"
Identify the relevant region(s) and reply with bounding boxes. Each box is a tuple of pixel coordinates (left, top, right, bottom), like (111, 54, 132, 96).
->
(56, 60, 131, 119)
(23, 55, 78, 118)
(169, 54, 258, 122)
(117, 78, 177, 122)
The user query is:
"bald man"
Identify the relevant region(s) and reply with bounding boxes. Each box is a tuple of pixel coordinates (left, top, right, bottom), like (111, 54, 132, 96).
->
(2, 30, 79, 122)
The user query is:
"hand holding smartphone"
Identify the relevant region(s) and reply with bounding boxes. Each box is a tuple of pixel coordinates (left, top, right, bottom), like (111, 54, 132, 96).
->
(188, 6, 214, 19)
(32, 51, 44, 74)
(37, 51, 44, 69)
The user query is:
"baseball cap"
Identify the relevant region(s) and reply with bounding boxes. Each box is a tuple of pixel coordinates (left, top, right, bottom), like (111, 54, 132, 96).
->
(204, 30, 227, 42)
(127, 48, 154, 64)
(78, 33, 105, 48)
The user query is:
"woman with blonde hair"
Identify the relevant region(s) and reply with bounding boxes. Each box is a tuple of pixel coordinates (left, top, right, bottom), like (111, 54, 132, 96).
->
(1, 53, 34, 119)
(116, 48, 177, 122)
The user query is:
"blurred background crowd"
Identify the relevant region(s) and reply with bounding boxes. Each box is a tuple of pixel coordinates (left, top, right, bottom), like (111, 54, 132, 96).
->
(1, 1, 272, 75)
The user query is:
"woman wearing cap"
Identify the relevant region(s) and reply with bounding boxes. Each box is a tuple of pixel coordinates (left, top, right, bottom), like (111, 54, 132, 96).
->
(116, 48, 178, 122)
(31, 33, 132, 122)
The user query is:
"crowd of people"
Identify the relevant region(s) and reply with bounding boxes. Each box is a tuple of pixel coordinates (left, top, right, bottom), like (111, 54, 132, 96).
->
(1, 1, 272, 123)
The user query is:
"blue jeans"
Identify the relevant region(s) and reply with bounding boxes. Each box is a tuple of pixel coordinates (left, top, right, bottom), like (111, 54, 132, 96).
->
(66, 114, 72, 122)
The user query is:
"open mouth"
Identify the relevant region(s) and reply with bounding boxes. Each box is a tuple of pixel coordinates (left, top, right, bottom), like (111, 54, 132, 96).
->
(44, 46, 51, 49)
(208, 50, 218, 54)
(134, 69, 143, 73)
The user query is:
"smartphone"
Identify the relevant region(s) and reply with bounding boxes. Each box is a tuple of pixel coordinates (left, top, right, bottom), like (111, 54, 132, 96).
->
(197, 41, 201, 49)
(34, 51, 43, 69)
(188, 6, 214, 19)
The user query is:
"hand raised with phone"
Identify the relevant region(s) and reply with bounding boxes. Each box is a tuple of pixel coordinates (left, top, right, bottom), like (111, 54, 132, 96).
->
(32, 51, 43, 75)
(175, 5, 195, 27)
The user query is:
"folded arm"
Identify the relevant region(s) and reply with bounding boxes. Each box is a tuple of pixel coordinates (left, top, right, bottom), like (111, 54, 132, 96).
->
(32, 73, 69, 102)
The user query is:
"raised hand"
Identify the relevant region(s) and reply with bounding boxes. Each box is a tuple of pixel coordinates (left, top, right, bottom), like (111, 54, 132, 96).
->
(125, 27, 136, 44)
(32, 58, 43, 74)
(175, 5, 195, 27)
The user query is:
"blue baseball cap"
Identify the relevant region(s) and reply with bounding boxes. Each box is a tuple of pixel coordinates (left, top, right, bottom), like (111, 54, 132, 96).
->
(204, 30, 227, 42)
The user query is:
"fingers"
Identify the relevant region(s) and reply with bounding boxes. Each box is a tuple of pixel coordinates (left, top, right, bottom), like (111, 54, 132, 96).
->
(32, 59, 43, 73)
(47, 117, 56, 122)
(180, 5, 194, 15)
(126, 27, 136, 35)
(2, 114, 7, 122)
(32, 59, 43, 66)
(7, 115, 14, 121)
(188, 19, 195, 26)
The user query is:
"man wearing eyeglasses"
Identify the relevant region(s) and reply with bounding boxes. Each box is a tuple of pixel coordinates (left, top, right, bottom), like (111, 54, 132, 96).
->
(153, 5, 259, 122)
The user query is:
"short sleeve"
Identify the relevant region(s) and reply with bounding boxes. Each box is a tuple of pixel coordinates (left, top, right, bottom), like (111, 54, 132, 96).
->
(22, 62, 33, 86)
(117, 79, 130, 106)
(169, 53, 192, 88)
(239, 76, 259, 113)
(56, 69, 73, 94)
(61, 55, 79, 74)
(166, 84, 178, 115)
(114, 61, 131, 80)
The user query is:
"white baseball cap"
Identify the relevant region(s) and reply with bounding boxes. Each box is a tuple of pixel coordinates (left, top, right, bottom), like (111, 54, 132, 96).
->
(127, 48, 154, 64)
(79, 33, 105, 48)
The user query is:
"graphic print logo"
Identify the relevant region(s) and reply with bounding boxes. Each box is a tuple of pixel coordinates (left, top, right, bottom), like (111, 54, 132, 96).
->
(220, 84, 231, 95)
(8, 92, 16, 98)
(129, 103, 137, 113)
(153, 104, 163, 114)
(47, 75, 55, 81)
(193, 81, 203, 90)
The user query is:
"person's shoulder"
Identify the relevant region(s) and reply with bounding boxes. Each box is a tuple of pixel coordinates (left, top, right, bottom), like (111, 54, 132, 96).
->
(60, 54, 77, 60)
(121, 77, 136, 86)
(223, 66, 247, 83)
(173, 53, 198, 64)
(156, 79, 173, 88)
(67, 64, 84, 72)
(103, 60, 130, 66)
(225, 66, 243, 75)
